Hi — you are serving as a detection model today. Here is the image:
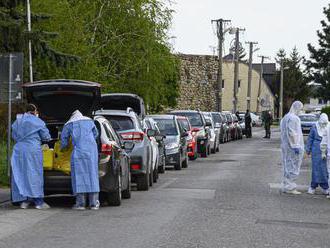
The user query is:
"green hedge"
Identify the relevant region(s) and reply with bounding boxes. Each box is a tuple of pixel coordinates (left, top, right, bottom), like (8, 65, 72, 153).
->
(0, 141, 9, 187)
(321, 106, 330, 118)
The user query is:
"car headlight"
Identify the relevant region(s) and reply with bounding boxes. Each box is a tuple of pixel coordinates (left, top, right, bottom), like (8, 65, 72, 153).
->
(166, 143, 179, 149)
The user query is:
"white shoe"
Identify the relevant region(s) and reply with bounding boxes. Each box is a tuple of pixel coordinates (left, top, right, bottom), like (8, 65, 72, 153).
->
(284, 189, 302, 195)
(72, 205, 86, 211)
(307, 188, 315, 195)
(35, 203, 51, 210)
(20, 202, 30, 209)
(90, 200, 100, 211)
(326, 195, 330, 199)
(322, 189, 329, 195)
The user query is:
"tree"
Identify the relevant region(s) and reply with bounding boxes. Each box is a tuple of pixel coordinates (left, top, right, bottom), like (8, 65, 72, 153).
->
(276, 47, 310, 114)
(0, 0, 78, 81)
(306, 4, 330, 101)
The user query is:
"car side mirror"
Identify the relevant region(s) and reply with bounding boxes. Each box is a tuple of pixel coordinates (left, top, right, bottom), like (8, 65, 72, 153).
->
(181, 132, 189, 137)
(123, 142, 134, 150)
(205, 119, 212, 127)
(147, 129, 156, 137)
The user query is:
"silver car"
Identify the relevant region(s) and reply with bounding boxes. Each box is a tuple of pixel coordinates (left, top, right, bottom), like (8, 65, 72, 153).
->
(202, 112, 220, 153)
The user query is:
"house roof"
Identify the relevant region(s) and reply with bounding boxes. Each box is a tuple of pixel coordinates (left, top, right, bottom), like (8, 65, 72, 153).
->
(252, 63, 276, 75)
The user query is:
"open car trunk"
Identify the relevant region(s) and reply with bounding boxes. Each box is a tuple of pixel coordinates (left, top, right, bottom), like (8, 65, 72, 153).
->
(101, 93, 146, 119)
(23, 80, 102, 193)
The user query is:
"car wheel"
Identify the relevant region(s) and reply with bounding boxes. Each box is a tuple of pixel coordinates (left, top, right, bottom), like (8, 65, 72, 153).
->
(153, 164, 158, 183)
(207, 145, 211, 155)
(122, 172, 131, 199)
(107, 173, 122, 206)
(137, 170, 150, 191)
(149, 166, 153, 187)
(182, 154, 189, 168)
(174, 154, 182, 170)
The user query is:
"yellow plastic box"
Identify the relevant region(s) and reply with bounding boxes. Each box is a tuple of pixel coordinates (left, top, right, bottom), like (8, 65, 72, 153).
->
(43, 149, 54, 170)
(53, 141, 72, 175)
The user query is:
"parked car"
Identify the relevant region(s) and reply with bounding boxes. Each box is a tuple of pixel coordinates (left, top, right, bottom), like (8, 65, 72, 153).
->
(223, 112, 236, 140)
(211, 112, 226, 144)
(202, 112, 220, 153)
(170, 110, 211, 157)
(144, 116, 166, 174)
(23, 79, 131, 206)
(250, 112, 262, 127)
(151, 115, 189, 170)
(232, 114, 243, 139)
(176, 115, 198, 160)
(299, 114, 318, 135)
(96, 108, 154, 191)
(238, 114, 246, 136)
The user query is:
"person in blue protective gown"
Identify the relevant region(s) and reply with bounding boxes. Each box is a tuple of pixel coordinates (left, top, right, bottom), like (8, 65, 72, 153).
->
(61, 110, 100, 210)
(306, 113, 329, 195)
(11, 104, 51, 209)
(280, 101, 305, 194)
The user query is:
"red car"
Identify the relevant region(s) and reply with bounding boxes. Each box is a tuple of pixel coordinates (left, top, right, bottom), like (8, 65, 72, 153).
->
(177, 116, 198, 160)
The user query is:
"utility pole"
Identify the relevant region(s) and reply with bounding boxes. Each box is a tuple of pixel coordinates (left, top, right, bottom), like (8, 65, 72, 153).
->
(256, 55, 270, 113)
(211, 18, 231, 112)
(231, 27, 245, 113)
(245, 41, 258, 111)
(279, 59, 284, 119)
(27, 0, 33, 82)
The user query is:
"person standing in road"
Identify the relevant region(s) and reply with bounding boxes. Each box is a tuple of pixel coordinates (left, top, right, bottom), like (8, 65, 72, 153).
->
(61, 110, 100, 210)
(306, 113, 329, 195)
(235, 111, 242, 122)
(263, 111, 273, 139)
(11, 104, 51, 209)
(245, 109, 252, 138)
(280, 101, 304, 194)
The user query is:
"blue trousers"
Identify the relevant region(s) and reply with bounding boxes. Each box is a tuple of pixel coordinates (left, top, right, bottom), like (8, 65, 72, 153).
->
(311, 182, 329, 190)
(76, 192, 99, 207)
(24, 197, 44, 206)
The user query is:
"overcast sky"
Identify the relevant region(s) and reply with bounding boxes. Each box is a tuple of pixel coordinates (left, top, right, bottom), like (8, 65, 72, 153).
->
(169, 0, 328, 63)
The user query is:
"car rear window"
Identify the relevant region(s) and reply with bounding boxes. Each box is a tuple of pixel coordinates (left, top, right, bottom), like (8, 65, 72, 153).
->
(173, 113, 203, 127)
(226, 114, 232, 122)
(105, 116, 135, 131)
(211, 113, 222, 124)
(178, 118, 190, 131)
(153, 118, 178, 136)
(299, 115, 318, 122)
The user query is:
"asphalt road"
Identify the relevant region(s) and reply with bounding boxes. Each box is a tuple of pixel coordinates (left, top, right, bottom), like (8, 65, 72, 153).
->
(1, 128, 330, 248)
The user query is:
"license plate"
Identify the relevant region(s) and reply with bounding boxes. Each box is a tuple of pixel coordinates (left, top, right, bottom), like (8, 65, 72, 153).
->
(302, 127, 310, 131)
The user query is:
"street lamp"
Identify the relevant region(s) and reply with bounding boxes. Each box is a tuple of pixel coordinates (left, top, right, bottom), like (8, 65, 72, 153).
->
(27, 0, 33, 82)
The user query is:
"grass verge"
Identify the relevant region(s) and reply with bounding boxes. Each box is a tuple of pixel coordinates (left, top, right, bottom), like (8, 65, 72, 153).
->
(0, 141, 9, 187)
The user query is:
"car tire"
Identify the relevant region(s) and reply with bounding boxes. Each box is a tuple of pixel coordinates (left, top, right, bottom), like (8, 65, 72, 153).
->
(153, 164, 158, 183)
(137, 170, 150, 191)
(149, 167, 153, 187)
(182, 155, 189, 168)
(174, 154, 182, 170)
(122, 172, 131, 199)
(107, 173, 122, 206)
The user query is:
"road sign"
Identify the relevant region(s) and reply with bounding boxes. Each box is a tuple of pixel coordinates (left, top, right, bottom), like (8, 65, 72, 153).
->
(0, 53, 23, 103)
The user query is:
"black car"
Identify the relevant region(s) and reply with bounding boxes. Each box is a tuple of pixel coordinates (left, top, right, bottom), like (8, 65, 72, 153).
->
(150, 115, 189, 170)
(170, 110, 211, 158)
(23, 79, 132, 206)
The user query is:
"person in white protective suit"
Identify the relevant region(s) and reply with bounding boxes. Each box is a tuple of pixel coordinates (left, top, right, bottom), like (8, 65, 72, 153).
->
(280, 101, 304, 194)
(320, 115, 330, 199)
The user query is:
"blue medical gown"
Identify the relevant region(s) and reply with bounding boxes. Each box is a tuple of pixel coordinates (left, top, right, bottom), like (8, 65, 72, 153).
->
(306, 125, 329, 186)
(61, 120, 99, 194)
(11, 113, 51, 202)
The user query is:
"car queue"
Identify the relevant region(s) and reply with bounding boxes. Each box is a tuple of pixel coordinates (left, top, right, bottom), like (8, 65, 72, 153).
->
(12, 79, 250, 209)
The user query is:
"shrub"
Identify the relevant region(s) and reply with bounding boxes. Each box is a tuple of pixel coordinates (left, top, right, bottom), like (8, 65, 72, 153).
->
(321, 106, 330, 118)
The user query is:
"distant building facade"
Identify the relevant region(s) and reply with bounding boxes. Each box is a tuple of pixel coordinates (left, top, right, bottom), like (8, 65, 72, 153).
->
(177, 54, 275, 113)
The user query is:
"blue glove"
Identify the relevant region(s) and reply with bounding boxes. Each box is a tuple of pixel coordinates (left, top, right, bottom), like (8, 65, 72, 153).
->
(293, 148, 300, 155)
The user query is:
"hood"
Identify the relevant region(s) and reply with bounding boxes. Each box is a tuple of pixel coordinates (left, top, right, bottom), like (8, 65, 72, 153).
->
(23, 79, 101, 124)
(101, 93, 145, 118)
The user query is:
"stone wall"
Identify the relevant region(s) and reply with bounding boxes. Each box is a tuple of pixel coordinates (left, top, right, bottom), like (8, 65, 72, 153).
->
(176, 54, 275, 113)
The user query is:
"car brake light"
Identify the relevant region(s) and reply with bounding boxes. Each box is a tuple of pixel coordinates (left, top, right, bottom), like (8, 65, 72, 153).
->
(101, 144, 113, 155)
(131, 164, 141, 170)
(120, 132, 144, 141)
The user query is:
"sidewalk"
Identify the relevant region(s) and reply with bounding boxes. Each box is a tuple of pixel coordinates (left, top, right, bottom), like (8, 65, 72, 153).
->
(0, 188, 10, 204)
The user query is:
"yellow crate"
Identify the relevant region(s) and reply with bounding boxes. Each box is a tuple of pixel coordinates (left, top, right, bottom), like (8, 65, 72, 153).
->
(43, 148, 54, 170)
(53, 140, 72, 175)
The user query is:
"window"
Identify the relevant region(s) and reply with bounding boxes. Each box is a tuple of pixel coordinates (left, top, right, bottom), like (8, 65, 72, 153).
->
(238, 80, 241, 89)
(106, 116, 134, 131)
(222, 80, 225, 89)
